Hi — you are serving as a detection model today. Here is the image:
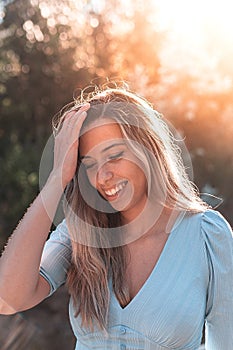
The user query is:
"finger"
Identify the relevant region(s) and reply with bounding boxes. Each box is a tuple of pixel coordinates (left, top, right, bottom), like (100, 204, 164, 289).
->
(65, 109, 88, 131)
(72, 110, 88, 135)
(56, 104, 90, 140)
(62, 106, 89, 132)
(59, 110, 87, 143)
(64, 103, 90, 121)
(78, 103, 90, 112)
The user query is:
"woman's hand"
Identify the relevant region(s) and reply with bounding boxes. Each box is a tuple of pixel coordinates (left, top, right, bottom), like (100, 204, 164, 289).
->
(51, 104, 90, 189)
(0, 106, 91, 313)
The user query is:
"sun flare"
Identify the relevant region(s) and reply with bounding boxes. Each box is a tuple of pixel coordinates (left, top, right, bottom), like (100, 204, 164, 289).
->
(153, 0, 233, 46)
(149, 0, 233, 86)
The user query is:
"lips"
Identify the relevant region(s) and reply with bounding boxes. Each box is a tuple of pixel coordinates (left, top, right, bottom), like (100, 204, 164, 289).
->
(102, 181, 128, 199)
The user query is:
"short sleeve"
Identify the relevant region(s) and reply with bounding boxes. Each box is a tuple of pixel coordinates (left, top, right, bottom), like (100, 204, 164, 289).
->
(39, 219, 72, 297)
(201, 209, 233, 349)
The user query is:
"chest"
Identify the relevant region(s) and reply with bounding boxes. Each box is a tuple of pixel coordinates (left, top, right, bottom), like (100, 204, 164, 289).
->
(70, 220, 208, 349)
(125, 235, 168, 301)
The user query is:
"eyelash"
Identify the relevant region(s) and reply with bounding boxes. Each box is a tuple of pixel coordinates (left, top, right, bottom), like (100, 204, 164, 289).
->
(83, 151, 124, 170)
(108, 151, 124, 160)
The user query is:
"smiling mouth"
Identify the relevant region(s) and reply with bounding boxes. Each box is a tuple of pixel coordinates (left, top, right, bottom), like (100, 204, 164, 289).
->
(103, 181, 128, 199)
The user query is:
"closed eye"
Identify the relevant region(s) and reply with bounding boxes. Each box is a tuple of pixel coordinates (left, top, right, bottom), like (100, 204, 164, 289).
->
(81, 151, 124, 170)
(82, 162, 97, 170)
(108, 151, 124, 161)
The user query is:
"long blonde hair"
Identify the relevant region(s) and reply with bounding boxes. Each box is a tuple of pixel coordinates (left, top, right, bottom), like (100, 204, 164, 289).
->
(53, 86, 210, 331)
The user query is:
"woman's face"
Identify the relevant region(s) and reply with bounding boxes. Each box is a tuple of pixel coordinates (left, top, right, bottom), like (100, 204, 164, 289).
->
(79, 120, 148, 223)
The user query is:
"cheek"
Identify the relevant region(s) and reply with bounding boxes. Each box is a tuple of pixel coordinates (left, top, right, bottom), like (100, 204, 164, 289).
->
(128, 160, 146, 179)
(137, 169, 147, 186)
(131, 164, 148, 192)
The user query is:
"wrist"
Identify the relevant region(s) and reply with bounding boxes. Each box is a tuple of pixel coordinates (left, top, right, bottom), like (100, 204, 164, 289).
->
(46, 171, 66, 193)
(39, 172, 65, 218)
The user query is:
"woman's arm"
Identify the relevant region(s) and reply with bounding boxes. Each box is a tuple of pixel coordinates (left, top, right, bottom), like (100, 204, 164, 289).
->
(0, 104, 89, 314)
(0, 175, 63, 314)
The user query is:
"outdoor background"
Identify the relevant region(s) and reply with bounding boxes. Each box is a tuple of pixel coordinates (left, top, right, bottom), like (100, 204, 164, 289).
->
(0, 0, 232, 348)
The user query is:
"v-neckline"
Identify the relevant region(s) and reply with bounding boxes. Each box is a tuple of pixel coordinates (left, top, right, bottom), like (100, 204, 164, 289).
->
(112, 211, 184, 311)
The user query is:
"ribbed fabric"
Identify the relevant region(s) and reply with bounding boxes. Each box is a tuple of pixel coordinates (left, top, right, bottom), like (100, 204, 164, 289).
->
(40, 209, 233, 349)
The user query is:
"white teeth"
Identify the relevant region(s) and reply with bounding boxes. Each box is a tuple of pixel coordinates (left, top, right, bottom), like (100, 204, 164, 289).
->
(105, 182, 127, 196)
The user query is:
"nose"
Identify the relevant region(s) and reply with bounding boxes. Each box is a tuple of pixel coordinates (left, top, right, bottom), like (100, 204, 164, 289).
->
(96, 162, 114, 186)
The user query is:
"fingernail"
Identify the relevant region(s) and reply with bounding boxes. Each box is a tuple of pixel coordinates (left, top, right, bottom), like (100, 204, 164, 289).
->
(79, 103, 90, 110)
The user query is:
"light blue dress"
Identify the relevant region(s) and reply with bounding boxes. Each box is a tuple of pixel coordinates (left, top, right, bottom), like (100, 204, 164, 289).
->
(40, 209, 233, 349)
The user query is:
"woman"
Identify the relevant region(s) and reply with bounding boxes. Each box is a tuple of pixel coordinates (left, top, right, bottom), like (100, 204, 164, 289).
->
(0, 87, 232, 349)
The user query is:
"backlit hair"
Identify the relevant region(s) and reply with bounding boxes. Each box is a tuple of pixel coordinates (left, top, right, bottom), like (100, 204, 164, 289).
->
(53, 86, 210, 331)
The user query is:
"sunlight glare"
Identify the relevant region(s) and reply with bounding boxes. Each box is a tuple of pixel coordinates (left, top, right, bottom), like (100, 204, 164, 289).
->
(150, 0, 233, 92)
(153, 0, 233, 46)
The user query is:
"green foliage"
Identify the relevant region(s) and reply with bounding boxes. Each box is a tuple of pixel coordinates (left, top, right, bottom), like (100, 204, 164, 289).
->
(0, 0, 91, 239)
(0, 0, 163, 242)
(0, 0, 232, 246)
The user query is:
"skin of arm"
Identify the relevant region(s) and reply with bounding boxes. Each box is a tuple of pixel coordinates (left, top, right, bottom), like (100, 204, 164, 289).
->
(0, 104, 89, 314)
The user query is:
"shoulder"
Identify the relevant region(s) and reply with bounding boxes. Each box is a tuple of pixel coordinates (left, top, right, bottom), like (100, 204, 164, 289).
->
(193, 209, 233, 266)
(180, 208, 232, 236)
(48, 219, 71, 248)
(199, 209, 232, 241)
(175, 209, 233, 253)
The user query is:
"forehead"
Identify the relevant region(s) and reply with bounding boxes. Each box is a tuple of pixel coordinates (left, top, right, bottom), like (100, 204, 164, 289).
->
(79, 120, 124, 157)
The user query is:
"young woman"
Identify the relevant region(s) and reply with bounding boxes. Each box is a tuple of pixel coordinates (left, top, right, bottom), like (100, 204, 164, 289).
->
(0, 87, 232, 349)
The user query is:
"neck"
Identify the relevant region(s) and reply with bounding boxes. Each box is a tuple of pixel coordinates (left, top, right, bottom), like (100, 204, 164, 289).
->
(120, 200, 182, 246)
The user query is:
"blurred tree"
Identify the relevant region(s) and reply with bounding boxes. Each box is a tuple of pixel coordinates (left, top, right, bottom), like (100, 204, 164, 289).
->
(0, 0, 162, 243)
(0, 3, 162, 347)
(0, 0, 89, 240)
(0, 1, 232, 348)
(156, 65, 233, 221)
(1, 0, 230, 243)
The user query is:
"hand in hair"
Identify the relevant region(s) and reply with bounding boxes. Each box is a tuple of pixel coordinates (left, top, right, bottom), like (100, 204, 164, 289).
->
(52, 103, 90, 189)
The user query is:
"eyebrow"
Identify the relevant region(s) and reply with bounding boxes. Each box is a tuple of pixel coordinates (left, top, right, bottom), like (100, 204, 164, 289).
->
(80, 142, 125, 160)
